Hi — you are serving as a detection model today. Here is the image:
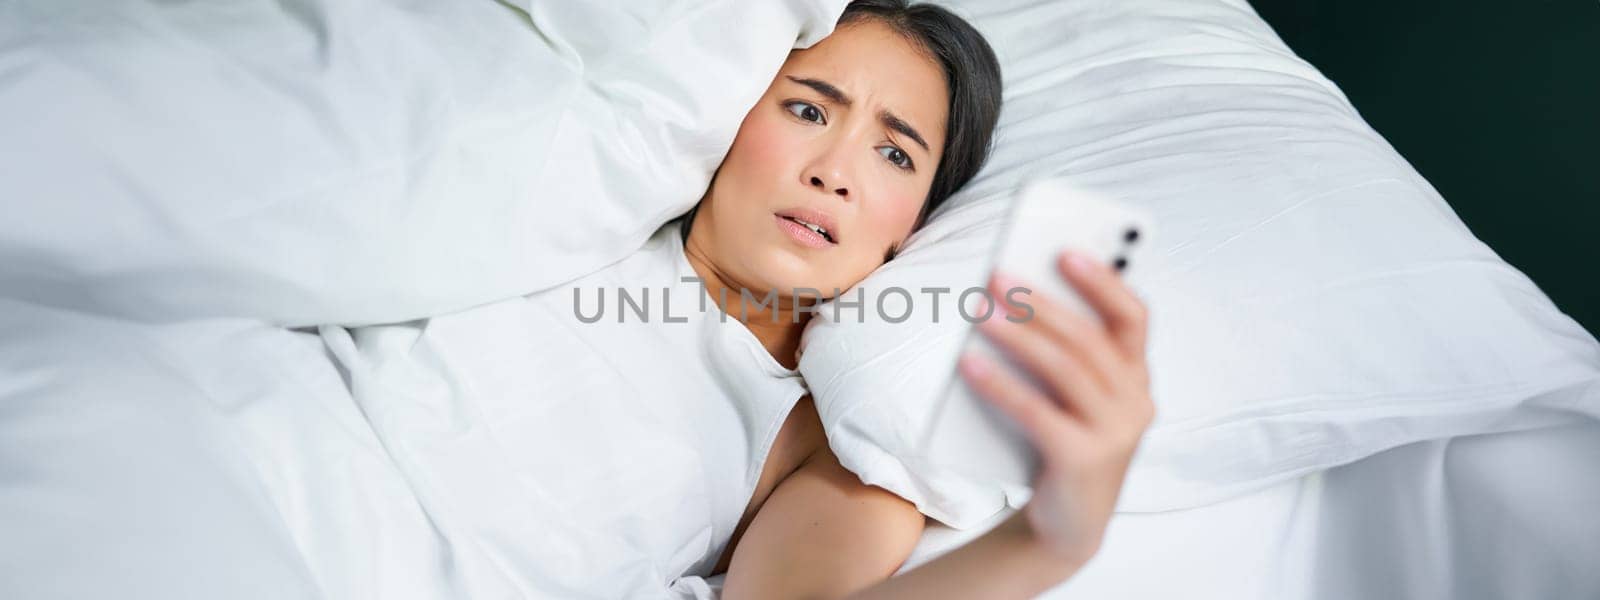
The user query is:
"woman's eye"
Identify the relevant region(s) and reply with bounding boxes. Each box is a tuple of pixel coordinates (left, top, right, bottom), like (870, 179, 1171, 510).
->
(784, 101, 825, 124)
(878, 146, 914, 170)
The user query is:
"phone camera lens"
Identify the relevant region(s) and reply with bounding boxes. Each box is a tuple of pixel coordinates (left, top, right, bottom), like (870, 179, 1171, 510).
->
(1124, 227, 1140, 243)
(1113, 256, 1128, 272)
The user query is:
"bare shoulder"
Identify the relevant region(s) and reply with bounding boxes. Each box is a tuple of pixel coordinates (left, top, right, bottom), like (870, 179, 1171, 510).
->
(718, 400, 927, 598)
(712, 394, 826, 574)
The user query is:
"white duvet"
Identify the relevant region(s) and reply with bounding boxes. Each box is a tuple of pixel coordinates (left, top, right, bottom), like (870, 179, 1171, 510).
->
(0, 0, 845, 326)
(0, 1, 842, 593)
(1, 242, 797, 600)
(3, 0, 1598, 598)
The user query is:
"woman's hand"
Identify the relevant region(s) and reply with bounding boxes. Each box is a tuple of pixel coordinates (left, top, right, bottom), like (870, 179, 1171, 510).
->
(960, 249, 1155, 568)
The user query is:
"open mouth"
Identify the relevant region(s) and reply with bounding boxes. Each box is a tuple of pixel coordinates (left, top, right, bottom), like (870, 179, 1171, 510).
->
(773, 213, 837, 250)
(780, 215, 835, 243)
(774, 207, 840, 249)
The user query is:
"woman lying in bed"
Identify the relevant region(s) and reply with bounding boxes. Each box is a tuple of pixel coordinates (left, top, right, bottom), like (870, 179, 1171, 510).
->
(679, 1, 1155, 597)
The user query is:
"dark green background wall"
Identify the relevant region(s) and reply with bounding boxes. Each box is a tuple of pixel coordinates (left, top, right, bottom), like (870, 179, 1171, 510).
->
(1246, 0, 1599, 337)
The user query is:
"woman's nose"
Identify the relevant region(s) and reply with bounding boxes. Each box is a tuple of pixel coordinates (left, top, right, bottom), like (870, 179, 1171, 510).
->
(808, 175, 849, 198)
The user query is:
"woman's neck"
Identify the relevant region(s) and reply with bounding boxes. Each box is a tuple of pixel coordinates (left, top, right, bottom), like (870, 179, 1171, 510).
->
(682, 222, 812, 371)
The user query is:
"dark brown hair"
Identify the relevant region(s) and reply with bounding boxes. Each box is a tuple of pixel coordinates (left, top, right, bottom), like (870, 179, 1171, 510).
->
(837, 0, 1003, 233)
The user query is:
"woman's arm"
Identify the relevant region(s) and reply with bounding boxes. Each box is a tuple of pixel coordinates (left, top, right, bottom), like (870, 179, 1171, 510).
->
(719, 442, 926, 599)
(719, 444, 1081, 600)
(845, 511, 1079, 600)
(853, 250, 1156, 598)
(725, 250, 1152, 599)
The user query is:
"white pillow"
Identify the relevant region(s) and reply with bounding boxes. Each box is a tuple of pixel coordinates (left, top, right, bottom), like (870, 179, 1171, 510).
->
(798, 0, 1600, 529)
(0, 0, 846, 327)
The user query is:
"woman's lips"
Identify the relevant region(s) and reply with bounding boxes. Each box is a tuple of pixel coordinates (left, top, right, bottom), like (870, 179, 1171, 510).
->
(775, 207, 840, 243)
(775, 214, 835, 249)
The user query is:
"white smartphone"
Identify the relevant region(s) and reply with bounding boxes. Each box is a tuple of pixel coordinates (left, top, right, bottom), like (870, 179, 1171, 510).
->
(917, 177, 1155, 490)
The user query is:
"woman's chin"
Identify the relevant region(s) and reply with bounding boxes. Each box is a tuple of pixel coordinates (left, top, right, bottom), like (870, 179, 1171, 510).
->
(754, 272, 831, 302)
(734, 244, 861, 300)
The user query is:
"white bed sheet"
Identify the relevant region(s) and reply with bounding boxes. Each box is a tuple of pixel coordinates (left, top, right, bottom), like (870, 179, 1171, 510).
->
(1299, 421, 1600, 600)
(702, 420, 1600, 598)
(1053, 420, 1599, 600)
(8, 288, 1589, 600)
(907, 473, 1315, 599)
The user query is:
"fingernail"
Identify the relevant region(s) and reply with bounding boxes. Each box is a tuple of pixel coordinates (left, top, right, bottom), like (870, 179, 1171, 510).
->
(1063, 251, 1094, 275)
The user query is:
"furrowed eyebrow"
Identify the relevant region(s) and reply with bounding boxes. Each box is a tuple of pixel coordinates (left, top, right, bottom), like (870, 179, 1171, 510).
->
(880, 110, 929, 153)
(786, 76, 852, 106)
(785, 75, 930, 153)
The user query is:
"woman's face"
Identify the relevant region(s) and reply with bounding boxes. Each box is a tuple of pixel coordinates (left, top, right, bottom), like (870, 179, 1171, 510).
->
(690, 19, 948, 299)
